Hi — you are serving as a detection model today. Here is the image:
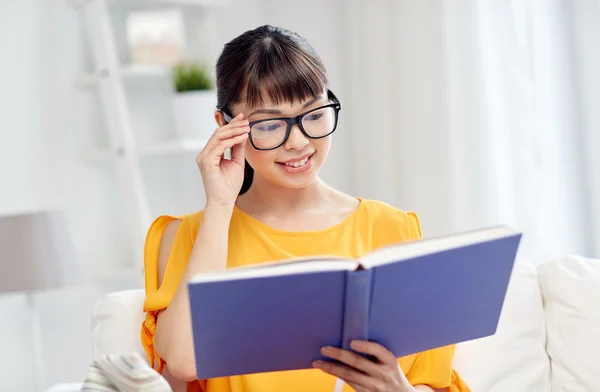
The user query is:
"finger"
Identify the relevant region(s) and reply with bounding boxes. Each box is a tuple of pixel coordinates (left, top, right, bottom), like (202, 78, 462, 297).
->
(228, 112, 245, 124)
(320, 346, 383, 377)
(230, 136, 247, 166)
(350, 340, 397, 365)
(313, 361, 372, 389)
(347, 380, 386, 392)
(345, 381, 371, 392)
(203, 123, 250, 152)
(219, 111, 245, 127)
(205, 134, 248, 165)
(199, 132, 247, 167)
(214, 123, 250, 140)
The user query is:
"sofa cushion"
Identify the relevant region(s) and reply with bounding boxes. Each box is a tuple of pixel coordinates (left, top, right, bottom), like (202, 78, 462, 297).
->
(92, 289, 147, 359)
(452, 260, 551, 392)
(538, 255, 600, 392)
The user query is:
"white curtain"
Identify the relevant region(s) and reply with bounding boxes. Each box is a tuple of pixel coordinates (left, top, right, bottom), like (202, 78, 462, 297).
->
(343, 0, 600, 263)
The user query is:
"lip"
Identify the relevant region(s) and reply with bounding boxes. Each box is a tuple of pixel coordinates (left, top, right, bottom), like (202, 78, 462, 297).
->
(276, 152, 315, 174)
(277, 152, 314, 164)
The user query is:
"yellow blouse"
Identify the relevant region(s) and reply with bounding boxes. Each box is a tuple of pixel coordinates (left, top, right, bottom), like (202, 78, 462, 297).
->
(142, 198, 470, 392)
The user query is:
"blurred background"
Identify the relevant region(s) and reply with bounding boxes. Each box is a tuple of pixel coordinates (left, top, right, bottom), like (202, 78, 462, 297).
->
(0, 0, 598, 390)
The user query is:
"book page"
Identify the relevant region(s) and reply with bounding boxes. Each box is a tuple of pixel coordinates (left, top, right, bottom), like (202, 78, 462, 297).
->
(190, 257, 359, 284)
(359, 225, 520, 268)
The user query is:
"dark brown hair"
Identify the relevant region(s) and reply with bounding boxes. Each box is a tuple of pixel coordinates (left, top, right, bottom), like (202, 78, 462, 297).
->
(215, 25, 329, 195)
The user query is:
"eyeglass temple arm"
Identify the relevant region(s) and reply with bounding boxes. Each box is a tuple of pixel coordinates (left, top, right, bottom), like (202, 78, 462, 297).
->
(327, 89, 340, 103)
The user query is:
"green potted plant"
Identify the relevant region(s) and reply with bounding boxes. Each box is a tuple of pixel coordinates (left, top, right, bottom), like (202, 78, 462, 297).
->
(171, 61, 217, 141)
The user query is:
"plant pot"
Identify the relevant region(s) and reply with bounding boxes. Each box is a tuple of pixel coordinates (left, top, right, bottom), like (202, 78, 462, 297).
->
(171, 89, 217, 142)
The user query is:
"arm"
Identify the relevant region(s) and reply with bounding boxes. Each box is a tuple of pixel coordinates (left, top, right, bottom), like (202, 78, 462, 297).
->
(153, 204, 234, 381)
(148, 112, 249, 382)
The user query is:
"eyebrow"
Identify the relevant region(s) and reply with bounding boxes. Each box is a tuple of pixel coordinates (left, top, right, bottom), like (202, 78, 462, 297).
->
(248, 95, 324, 117)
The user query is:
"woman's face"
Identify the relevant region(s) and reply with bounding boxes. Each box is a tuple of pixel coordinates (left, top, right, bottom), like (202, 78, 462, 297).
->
(227, 91, 333, 190)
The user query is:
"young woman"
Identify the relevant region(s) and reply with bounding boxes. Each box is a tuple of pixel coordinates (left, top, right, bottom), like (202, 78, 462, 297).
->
(142, 25, 470, 392)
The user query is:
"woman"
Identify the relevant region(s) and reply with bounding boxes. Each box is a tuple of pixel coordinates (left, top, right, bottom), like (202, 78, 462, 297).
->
(142, 25, 470, 392)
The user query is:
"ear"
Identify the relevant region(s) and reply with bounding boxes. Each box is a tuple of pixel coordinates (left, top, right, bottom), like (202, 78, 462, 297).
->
(214, 110, 228, 127)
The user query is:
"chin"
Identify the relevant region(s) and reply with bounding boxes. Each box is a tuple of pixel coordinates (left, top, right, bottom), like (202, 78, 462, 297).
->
(270, 171, 319, 189)
(260, 164, 321, 190)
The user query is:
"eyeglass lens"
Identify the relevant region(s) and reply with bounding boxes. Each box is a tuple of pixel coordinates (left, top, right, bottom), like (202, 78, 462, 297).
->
(250, 106, 337, 150)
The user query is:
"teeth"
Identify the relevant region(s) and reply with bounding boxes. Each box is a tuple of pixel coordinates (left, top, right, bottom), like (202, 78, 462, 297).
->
(285, 157, 309, 168)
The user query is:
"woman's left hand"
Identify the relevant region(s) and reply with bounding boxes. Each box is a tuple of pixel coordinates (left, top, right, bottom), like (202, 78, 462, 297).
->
(313, 340, 415, 392)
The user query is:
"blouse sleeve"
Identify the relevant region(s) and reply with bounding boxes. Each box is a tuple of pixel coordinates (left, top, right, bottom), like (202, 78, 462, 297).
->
(141, 214, 194, 373)
(405, 345, 471, 391)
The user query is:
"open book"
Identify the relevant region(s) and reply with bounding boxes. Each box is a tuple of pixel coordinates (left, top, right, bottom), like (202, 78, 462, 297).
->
(188, 225, 522, 379)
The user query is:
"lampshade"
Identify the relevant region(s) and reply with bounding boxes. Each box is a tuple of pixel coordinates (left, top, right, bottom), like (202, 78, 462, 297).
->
(0, 209, 80, 294)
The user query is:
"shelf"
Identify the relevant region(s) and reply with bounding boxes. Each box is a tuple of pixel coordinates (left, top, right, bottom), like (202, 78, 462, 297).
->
(112, 0, 229, 8)
(76, 64, 172, 87)
(138, 139, 207, 155)
(68, 0, 228, 10)
(83, 139, 208, 164)
(122, 64, 172, 78)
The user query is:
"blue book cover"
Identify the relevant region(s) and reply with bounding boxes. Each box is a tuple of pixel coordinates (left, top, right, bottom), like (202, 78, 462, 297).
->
(188, 225, 522, 380)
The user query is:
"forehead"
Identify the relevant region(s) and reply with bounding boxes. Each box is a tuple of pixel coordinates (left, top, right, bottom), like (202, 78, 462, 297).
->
(233, 91, 327, 114)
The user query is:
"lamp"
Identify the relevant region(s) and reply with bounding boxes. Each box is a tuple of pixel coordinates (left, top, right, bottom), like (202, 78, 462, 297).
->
(0, 209, 81, 391)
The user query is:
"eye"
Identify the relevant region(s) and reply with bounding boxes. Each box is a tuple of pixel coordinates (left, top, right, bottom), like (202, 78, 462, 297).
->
(255, 122, 282, 132)
(305, 111, 324, 121)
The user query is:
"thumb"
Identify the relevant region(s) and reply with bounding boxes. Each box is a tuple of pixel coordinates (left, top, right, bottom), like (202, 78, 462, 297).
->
(231, 137, 247, 166)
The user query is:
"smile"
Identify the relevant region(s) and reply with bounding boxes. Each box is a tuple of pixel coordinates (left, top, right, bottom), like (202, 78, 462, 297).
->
(277, 153, 315, 174)
(284, 156, 310, 168)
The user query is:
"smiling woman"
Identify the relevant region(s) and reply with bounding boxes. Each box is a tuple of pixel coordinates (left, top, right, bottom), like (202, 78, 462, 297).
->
(141, 24, 471, 392)
(213, 25, 338, 195)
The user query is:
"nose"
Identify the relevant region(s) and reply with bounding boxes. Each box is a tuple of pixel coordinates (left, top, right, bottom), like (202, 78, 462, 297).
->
(284, 124, 309, 151)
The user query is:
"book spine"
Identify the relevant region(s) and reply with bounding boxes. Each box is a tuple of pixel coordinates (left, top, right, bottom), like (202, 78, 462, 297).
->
(340, 269, 373, 350)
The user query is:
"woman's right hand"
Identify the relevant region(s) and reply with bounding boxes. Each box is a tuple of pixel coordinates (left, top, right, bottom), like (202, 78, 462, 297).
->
(197, 112, 250, 207)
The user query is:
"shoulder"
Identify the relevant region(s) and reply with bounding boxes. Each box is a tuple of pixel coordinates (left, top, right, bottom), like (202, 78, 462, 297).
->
(148, 210, 204, 242)
(145, 210, 204, 267)
(359, 199, 421, 231)
(144, 210, 205, 292)
(357, 199, 423, 245)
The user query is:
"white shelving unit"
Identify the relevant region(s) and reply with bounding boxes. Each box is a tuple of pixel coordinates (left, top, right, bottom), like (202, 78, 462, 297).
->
(82, 139, 208, 163)
(75, 64, 172, 86)
(69, 0, 224, 274)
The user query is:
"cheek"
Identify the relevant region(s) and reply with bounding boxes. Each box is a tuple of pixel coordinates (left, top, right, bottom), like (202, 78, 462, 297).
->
(244, 145, 276, 170)
(314, 137, 332, 159)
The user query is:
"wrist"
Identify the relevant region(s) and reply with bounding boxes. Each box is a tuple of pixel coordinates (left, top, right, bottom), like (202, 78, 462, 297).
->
(204, 201, 235, 215)
(401, 379, 418, 392)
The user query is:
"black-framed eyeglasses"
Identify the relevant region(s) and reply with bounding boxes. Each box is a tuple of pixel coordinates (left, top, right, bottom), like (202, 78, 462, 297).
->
(220, 89, 342, 150)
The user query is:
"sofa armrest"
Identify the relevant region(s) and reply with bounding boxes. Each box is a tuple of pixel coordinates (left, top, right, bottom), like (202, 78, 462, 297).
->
(93, 289, 147, 360)
(44, 383, 83, 392)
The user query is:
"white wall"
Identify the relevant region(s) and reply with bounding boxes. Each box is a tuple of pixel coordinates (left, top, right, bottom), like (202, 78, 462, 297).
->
(570, 0, 600, 256)
(0, 1, 59, 217)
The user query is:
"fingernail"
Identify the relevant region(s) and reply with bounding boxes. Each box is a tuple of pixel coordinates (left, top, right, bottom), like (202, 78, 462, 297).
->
(350, 340, 362, 349)
(321, 346, 333, 355)
(313, 360, 324, 368)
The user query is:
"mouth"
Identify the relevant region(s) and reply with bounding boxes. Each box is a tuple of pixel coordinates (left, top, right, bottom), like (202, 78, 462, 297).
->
(276, 152, 315, 173)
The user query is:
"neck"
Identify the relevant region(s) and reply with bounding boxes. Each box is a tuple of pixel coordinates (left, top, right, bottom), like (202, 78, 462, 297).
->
(239, 175, 328, 214)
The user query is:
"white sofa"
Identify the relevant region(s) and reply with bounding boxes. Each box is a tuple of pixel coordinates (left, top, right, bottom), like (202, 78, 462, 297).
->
(51, 255, 600, 392)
